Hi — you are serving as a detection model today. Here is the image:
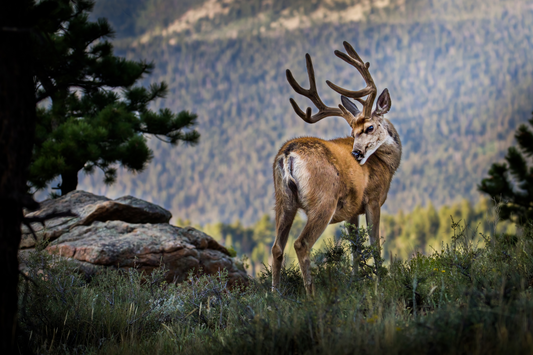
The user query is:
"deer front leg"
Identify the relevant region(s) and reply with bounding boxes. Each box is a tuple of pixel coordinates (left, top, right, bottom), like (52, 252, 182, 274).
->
(365, 202, 381, 247)
(346, 215, 360, 275)
(365, 202, 382, 271)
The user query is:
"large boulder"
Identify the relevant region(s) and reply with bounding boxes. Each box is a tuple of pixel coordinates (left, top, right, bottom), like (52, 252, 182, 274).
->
(20, 191, 248, 286)
(21, 190, 172, 248)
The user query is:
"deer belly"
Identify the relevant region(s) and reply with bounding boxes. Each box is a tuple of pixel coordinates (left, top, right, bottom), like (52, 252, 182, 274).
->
(330, 196, 364, 224)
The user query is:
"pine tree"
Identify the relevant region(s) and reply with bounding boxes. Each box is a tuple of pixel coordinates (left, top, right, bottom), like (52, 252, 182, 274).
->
(30, 0, 199, 195)
(479, 114, 533, 224)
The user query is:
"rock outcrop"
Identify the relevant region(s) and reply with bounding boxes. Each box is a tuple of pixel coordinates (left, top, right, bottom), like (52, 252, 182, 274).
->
(19, 191, 248, 286)
(21, 191, 172, 248)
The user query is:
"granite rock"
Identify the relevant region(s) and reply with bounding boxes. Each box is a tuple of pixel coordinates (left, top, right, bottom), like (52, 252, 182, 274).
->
(19, 191, 248, 286)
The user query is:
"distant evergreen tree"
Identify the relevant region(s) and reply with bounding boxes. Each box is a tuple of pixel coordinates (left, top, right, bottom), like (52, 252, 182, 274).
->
(252, 215, 275, 244)
(30, 0, 199, 195)
(479, 114, 533, 224)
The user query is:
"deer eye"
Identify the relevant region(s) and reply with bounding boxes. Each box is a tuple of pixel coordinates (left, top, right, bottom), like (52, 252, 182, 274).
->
(366, 125, 374, 134)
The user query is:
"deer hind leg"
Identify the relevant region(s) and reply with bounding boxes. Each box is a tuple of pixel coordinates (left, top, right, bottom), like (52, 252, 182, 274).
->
(294, 202, 337, 296)
(272, 201, 298, 292)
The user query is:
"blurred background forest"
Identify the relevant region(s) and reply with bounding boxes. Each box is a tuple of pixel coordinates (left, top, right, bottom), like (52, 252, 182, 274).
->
(36, 0, 533, 272)
(184, 198, 515, 275)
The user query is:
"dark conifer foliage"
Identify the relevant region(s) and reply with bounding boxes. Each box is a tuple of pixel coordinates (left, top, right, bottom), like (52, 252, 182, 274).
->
(479, 114, 533, 224)
(30, 0, 200, 195)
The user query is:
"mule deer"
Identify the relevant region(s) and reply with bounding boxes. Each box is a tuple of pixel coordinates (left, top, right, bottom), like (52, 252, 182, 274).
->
(272, 41, 402, 296)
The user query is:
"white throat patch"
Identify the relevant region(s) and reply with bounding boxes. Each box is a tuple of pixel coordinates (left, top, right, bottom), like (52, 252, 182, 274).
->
(358, 134, 395, 165)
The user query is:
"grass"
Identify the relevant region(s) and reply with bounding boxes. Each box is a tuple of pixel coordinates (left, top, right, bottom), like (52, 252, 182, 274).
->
(16, 218, 533, 354)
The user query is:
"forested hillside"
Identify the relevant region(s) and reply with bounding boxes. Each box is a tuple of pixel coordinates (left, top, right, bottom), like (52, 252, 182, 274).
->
(68, 0, 533, 225)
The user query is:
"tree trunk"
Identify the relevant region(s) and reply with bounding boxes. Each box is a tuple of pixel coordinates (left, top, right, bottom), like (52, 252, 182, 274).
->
(60, 170, 79, 195)
(0, 1, 36, 352)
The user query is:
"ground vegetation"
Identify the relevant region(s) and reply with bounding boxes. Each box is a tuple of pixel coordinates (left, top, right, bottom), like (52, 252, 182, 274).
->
(17, 215, 533, 354)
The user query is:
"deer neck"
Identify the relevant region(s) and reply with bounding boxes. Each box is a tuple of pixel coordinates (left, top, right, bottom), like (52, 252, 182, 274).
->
(372, 119, 402, 174)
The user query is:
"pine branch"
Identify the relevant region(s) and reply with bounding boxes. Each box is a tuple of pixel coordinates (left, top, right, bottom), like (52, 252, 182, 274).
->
(516, 122, 533, 157)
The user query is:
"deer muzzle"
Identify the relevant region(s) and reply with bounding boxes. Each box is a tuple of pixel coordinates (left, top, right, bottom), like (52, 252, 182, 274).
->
(352, 149, 364, 162)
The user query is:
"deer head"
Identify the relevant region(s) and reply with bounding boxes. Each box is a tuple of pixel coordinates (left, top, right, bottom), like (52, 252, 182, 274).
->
(340, 90, 392, 164)
(286, 41, 392, 165)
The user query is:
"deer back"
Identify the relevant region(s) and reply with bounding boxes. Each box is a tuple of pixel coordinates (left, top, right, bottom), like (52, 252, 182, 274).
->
(274, 137, 370, 220)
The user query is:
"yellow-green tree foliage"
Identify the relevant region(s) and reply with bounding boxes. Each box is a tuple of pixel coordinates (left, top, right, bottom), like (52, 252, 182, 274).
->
(382, 198, 513, 260)
(187, 198, 514, 275)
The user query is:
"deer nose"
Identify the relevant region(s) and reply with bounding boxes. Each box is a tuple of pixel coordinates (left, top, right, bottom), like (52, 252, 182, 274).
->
(352, 150, 363, 160)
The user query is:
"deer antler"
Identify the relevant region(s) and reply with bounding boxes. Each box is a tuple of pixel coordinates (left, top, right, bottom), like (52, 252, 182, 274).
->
(286, 53, 354, 124)
(326, 41, 377, 120)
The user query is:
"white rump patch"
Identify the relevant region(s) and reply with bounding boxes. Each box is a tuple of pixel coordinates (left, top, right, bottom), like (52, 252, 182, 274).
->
(277, 153, 310, 203)
(289, 153, 310, 196)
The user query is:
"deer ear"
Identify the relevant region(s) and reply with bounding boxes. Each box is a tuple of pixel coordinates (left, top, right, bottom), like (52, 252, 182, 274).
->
(341, 96, 361, 116)
(374, 88, 391, 116)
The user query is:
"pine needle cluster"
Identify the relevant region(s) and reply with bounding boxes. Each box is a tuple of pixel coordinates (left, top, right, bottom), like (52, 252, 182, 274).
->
(479, 113, 533, 224)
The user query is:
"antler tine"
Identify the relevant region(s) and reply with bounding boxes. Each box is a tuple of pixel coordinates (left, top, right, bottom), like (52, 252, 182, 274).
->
(326, 41, 377, 119)
(343, 41, 363, 63)
(286, 53, 353, 124)
(286, 54, 314, 96)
